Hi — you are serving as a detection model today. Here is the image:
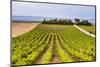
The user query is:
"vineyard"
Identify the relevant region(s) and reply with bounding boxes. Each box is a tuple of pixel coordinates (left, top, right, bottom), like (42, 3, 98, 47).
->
(78, 25, 95, 34)
(12, 24, 96, 66)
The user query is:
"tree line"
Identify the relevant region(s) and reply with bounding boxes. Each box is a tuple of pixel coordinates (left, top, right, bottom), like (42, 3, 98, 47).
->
(42, 18, 92, 26)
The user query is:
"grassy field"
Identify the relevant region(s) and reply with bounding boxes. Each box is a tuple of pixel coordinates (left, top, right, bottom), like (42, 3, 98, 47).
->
(78, 25, 95, 34)
(12, 24, 96, 66)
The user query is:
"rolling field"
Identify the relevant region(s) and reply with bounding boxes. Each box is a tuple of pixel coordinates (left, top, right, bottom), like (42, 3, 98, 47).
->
(12, 22, 40, 37)
(78, 25, 95, 34)
(12, 24, 96, 66)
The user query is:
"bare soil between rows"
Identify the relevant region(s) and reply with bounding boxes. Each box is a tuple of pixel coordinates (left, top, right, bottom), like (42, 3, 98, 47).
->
(35, 34, 61, 64)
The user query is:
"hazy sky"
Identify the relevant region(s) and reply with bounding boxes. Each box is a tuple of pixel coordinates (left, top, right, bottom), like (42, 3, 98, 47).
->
(12, 1, 95, 20)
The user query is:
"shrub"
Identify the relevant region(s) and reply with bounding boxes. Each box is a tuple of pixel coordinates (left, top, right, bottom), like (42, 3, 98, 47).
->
(75, 20, 92, 26)
(42, 18, 74, 25)
(75, 18, 80, 23)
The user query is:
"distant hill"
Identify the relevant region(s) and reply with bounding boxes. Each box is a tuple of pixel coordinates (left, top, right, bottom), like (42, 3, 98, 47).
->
(12, 16, 95, 23)
(12, 16, 55, 22)
(12, 21, 41, 23)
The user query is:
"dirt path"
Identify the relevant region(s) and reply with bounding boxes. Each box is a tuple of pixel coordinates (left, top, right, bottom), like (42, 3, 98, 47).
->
(74, 25, 95, 38)
(12, 22, 40, 37)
